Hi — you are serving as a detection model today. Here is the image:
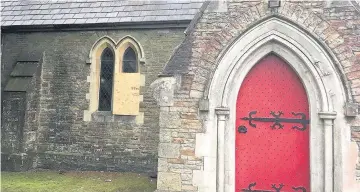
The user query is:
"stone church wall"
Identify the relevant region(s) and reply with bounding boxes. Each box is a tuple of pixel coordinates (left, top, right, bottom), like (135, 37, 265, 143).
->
(154, 1, 360, 191)
(1, 58, 42, 171)
(1, 28, 186, 172)
(1, 92, 27, 170)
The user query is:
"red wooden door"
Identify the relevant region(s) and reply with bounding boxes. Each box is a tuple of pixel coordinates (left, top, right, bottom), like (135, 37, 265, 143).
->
(235, 55, 310, 192)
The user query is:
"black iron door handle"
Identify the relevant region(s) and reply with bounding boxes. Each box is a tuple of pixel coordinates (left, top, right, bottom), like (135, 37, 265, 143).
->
(238, 125, 247, 134)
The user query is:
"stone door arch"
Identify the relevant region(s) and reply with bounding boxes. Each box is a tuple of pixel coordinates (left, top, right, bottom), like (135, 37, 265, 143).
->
(207, 17, 351, 192)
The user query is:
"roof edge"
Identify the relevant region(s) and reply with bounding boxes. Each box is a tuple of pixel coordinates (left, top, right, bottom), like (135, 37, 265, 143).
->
(1, 20, 192, 33)
(158, 2, 209, 77)
(184, 1, 210, 35)
(350, 0, 360, 13)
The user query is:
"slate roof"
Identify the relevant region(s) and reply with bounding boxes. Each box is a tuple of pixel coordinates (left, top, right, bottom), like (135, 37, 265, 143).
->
(1, 0, 204, 27)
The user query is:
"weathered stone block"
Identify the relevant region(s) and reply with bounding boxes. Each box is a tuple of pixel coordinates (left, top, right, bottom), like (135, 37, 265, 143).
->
(159, 129, 173, 143)
(157, 172, 182, 191)
(190, 90, 203, 98)
(345, 103, 358, 117)
(182, 119, 202, 129)
(172, 138, 185, 144)
(158, 158, 169, 172)
(180, 148, 195, 156)
(352, 132, 360, 142)
(158, 143, 180, 158)
(199, 99, 209, 111)
(182, 185, 197, 191)
(181, 173, 192, 181)
(151, 77, 176, 107)
(159, 111, 181, 128)
(168, 158, 185, 164)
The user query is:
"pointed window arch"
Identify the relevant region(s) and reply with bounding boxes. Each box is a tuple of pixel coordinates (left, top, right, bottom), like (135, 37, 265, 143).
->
(87, 36, 145, 118)
(98, 47, 114, 111)
(112, 37, 143, 115)
(122, 47, 138, 73)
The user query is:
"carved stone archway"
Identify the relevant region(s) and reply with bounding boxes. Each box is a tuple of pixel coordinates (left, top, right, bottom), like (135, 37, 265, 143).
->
(206, 17, 352, 192)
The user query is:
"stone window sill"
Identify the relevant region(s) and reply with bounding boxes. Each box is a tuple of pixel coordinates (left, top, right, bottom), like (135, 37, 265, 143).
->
(91, 111, 136, 123)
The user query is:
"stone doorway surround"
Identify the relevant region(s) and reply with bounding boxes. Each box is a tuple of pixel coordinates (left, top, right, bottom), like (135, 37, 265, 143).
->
(152, 15, 360, 192)
(204, 17, 354, 192)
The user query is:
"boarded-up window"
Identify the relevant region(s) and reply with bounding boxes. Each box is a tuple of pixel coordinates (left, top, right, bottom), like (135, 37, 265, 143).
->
(113, 45, 140, 115)
(113, 73, 140, 115)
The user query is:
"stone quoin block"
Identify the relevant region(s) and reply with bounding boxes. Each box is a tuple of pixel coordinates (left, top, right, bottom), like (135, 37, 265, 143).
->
(157, 172, 182, 191)
(158, 143, 180, 158)
(159, 111, 181, 128)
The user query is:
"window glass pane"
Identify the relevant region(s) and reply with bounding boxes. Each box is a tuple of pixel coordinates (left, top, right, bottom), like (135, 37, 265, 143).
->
(122, 47, 137, 73)
(98, 47, 114, 111)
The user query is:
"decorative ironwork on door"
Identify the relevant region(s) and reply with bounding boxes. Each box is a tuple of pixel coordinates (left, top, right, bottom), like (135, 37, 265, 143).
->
(241, 182, 306, 192)
(239, 111, 310, 132)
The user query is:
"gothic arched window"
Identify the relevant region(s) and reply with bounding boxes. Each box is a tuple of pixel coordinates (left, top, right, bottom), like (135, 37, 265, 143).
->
(122, 47, 138, 73)
(98, 47, 114, 111)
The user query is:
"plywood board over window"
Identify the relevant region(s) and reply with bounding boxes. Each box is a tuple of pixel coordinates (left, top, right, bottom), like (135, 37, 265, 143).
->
(113, 73, 140, 115)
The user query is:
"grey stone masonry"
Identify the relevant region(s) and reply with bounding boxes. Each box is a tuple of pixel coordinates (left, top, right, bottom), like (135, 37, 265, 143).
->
(1, 28, 187, 173)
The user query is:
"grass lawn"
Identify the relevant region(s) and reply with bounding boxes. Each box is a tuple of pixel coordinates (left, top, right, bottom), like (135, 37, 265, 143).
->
(1, 170, 157, 192)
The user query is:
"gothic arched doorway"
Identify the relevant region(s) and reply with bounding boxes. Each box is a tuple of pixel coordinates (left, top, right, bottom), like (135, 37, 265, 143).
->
(235, 54, 310, 192)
